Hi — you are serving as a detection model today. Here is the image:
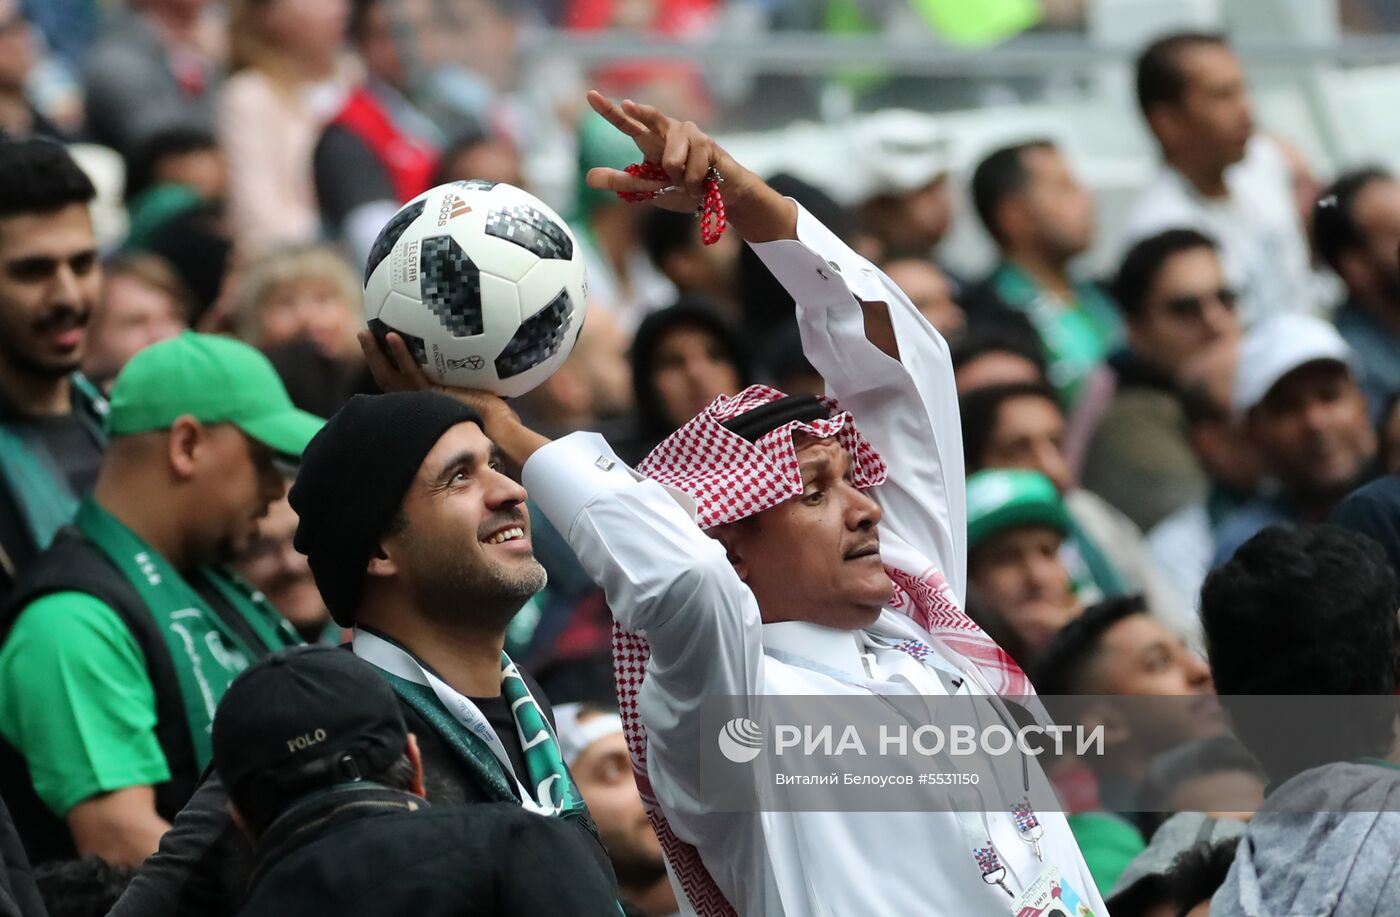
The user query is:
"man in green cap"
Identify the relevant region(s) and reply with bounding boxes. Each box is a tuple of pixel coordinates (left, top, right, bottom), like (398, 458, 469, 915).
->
(0, 331, 321, 868)
(965, 468, 1084, 659)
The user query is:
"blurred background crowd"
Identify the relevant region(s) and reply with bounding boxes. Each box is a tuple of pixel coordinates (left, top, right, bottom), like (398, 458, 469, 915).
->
(6, 0, 1400, 915)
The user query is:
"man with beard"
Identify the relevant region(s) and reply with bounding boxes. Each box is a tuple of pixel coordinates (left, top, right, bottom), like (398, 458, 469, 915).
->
(0, 333, 315, 867)
(556, 704, 676, 917)
(1314, 168, 1400, 410)
(0, 139, 104, 604)
(106, 389, 618, 917)
(1213, 313, 1377, 563)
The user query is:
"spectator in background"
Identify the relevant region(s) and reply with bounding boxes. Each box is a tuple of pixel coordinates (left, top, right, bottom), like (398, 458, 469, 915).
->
(960, 382, 1190, 634)
(81, 254, 190, 390)
(1034, 597, 1217, 821)
(1314, 168, 1400, 410)
(233, 491, 336, 643)
(1213, 314, 1376, 563)
(213, 647, 620, 917)
(619, 299, 749, 463)
(82, 0, 220, 158)
(555, 704, 676, 917)
(234, 245, 361, 362)
(850, 110, 954, 262)
(315, 0, 442, 267)
(880, 257, 965, 342)
(1137, 737, 1264, 832)
(220, 0, 353, 251)
(1082, 229, 1239, 532)
(124, 128, 229, 205)
(1125, 32, 1316, 325)
(432, 129, 524, 187)
(0, 0, 62, 141)
(1148, 338, 1264, 607)
(0, 334, 313, 867)
(642, 208, 742, 321)
(1202, 525, 1400, 916)
(0, 140, 103, 605)
(1380, 394, 1400, 474)
(964, 469, 1083, 655)
(571, 112, 676, 330)
(951, 323, 1050, 396)
(966, 139, 1120, 412)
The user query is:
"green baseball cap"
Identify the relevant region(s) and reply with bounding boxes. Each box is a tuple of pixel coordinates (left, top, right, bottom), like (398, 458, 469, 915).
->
(966, 469, 1071, 552)
(107, 331, 324, 459)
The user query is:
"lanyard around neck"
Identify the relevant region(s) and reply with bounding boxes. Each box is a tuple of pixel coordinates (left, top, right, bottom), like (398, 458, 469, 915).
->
(352, 628, 559, 815)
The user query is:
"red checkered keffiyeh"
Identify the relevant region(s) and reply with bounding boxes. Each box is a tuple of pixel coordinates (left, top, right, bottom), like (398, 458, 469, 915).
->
(614, 385, 1031, 916)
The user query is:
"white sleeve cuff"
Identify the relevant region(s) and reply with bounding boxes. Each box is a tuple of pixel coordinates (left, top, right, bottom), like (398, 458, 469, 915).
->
(750, 202, 888, 304)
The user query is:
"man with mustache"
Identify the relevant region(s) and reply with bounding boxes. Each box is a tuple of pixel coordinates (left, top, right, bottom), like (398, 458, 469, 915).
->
(0, 138, 104, 605)
(363, 91, 1103, 917)
(0, 333, 318, 867)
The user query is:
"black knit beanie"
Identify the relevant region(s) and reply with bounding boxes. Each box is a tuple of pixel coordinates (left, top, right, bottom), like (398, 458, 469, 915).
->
(289, 391, 483, 626)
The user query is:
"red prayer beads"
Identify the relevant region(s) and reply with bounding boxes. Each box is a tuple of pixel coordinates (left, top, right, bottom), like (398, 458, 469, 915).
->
(618, 162, 727, 246)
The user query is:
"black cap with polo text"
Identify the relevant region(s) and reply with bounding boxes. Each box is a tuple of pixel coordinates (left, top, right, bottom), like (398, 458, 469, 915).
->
(212, 646, 408, 809)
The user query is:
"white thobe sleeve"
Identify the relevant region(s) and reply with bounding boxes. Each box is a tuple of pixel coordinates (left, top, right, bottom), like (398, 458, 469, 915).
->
(751, 205, 970, 603)
(523, 432, 764, 789)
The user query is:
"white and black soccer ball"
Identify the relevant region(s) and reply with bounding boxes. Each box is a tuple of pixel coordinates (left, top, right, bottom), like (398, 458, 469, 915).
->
(362, 181, 588, 397)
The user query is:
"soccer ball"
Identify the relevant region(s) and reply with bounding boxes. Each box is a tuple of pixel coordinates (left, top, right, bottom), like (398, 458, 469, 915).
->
(362, 180, 588, 397)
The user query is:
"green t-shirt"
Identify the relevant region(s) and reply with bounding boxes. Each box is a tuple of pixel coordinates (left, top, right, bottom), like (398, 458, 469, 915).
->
(986, 262, 1123, 408)
(0, 592, 169, 817)
(1066, 811, 1146, 896)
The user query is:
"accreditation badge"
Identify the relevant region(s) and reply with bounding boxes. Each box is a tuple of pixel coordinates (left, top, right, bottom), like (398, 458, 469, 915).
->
(1009, 865, 1099, 917)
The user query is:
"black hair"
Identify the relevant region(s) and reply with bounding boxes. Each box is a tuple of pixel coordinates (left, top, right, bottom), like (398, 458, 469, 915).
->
(1104, 872, 1173, 917)
(124, 126, 220, 202)
(1113, 228, 1218, 319)
(629, 298, 752, 442)
(1135, 32, 1230, 116)
(1138, 735, 1263, 813)
(33, 856, 137, 917)
(1201, 525, 1400, 776)
(642, 208, 699, 271)
(1313, 167, 1393, 273)
(1164, 838, 1240, 917)
(949, 323, 1049, 379)
(429, 125, 497, 186)
(970, 140, 1056, 245)
(0, 138, 95, 220)
(234, 753, 417, 837)
(1030, 595, 1149, 695)
(958, 381, 1061, 472)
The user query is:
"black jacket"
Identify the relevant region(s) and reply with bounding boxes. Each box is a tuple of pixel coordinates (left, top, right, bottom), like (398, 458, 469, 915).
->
(108, 671, 615, 917)
(0, 795, 44, 917)
(238, 785, 618, 917)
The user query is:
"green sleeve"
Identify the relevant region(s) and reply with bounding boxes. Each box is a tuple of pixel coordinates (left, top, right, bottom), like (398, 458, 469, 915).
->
(0, 592, 170, 817)
(1066, 811, 1147, 896)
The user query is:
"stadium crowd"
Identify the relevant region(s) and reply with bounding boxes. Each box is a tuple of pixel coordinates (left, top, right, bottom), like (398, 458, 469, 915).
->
(2, 1, 1400, 915)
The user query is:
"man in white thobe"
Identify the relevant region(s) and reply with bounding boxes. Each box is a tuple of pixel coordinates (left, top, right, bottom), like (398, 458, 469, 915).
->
(382, 93, 1106, 917)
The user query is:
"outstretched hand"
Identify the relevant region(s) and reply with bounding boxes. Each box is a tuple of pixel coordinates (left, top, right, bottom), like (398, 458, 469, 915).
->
(582, 90, 797, 243)
(583, 90, 753, 215)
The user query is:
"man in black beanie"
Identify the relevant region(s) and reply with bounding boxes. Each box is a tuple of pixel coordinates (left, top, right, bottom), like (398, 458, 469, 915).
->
(107, 390, 616, 917)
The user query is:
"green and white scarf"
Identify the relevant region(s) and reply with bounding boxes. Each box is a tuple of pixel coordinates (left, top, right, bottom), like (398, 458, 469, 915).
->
(0, 374, 106, 550)
(75, 498, 301, 767)
(353, 628, 586, 819)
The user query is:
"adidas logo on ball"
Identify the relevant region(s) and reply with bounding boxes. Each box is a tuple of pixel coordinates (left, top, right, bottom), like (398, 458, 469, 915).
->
(436, 194, 472, 227)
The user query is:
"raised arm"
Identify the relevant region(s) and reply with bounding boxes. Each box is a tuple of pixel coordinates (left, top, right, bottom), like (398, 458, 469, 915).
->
(585, 92, 967, 601)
